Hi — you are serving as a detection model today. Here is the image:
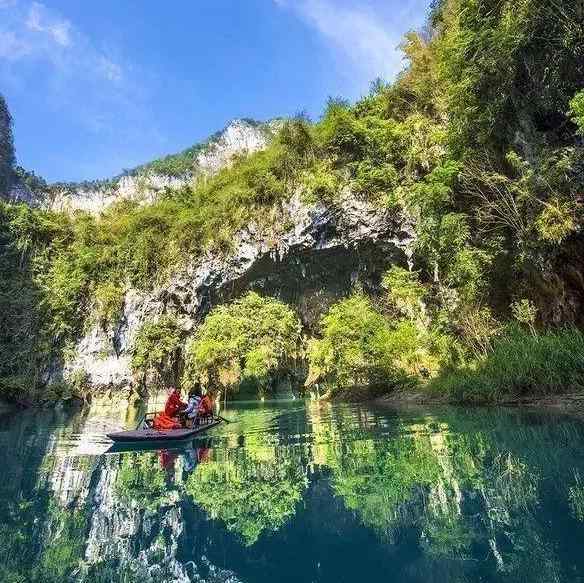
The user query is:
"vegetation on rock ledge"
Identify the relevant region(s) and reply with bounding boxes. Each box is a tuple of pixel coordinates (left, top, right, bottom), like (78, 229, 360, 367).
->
(1, 0, 584, 403)
(183, 292, 302, 395)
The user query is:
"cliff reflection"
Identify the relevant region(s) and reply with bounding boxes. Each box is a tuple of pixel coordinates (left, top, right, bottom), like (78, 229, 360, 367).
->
(0, 401, 583, 582)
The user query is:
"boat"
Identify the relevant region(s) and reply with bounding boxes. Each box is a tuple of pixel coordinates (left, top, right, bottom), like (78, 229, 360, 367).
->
(106, 412, 222, 444)
(106, 436, 214, 455)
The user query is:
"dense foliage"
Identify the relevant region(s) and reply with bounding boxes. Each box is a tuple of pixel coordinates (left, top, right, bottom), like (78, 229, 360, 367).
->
(0, 204, 77, 401)
(306, 294, 418, 391)
(0, 93, 15, 193)
(131, 316, 183, 387)
(428, 327, 584, 403)
(183, 292, 302, 394)
(1, 0, 583, 401)
(306, 275, 453, 393)
(303, 0, 584, 398)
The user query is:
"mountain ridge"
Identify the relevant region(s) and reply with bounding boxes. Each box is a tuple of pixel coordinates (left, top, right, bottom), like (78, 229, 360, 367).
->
(4, 117, 281, 214)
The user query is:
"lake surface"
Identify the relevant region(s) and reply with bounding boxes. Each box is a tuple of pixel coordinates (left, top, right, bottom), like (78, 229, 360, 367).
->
(1, 398, 584, 582)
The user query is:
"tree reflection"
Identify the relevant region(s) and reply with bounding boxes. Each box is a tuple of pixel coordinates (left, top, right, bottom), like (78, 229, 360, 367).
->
(185, 445, 308, 546)
(114, 453, 172, 511)
(331, 434, 441, 539)
(1, 403, 584, 581)
(0, 492, 88, 582)
(569, 470, 584, 521)
(323, 412, 569, 580)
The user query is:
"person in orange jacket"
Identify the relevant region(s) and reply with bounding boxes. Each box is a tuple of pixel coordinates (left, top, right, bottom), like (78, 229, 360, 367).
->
(198, 391, 214, 417)
(164, 386, 186, 417)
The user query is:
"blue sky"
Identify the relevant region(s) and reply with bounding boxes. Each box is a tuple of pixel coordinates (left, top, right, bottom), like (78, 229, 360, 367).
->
(0, 0, 430, 182)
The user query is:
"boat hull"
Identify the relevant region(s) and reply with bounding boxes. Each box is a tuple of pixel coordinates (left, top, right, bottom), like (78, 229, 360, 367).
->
(107, 420, 221, 443)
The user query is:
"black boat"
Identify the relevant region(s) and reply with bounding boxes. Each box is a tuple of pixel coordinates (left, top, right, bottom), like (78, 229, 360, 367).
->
(106, 412, 221, 444)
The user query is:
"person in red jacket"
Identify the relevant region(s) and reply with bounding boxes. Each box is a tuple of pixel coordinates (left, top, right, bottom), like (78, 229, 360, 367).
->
(164, 386, 186, 417)
(153, 387, 186, 430)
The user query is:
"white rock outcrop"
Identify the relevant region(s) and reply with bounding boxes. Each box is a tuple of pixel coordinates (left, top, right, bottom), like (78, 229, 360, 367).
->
(63, 191, 415, 389)
(44, 119, 276, 215)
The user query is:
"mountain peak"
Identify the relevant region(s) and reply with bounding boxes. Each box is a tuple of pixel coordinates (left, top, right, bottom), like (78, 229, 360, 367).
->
(13, 118, 281, 214)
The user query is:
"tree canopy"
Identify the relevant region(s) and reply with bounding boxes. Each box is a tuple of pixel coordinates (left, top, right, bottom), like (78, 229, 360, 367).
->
(0, 93, 15, 194)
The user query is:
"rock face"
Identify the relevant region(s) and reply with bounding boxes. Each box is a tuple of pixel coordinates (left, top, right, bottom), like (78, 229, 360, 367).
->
(7, 119, 277, 215)
(4, 180, 41, 205)
(196, 118, 277, 174)
(64, 191, 415, 389)
(49, 174, 188, 215)
(2, 116, 415, 390)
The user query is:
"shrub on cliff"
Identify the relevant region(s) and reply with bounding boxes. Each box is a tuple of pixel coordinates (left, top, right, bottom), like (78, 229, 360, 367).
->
(183, 292, 301, 395)
(306, 294, 418, 393)
(131, 316, 183, 387)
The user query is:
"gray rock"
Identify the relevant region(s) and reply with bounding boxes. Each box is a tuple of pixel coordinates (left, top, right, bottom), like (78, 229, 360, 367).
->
(64, 191, 415, 390)
(48, 119, 276, 215)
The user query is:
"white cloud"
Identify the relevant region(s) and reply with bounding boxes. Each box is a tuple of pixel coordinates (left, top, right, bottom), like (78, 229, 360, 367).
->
(0, 30, 31, 59)
(98, 55, 123, 82)
(26, 2, 71, 47)
(0, 2, 123, 84)
(0, 0, 143, 149)
(275, 0, 414, 87)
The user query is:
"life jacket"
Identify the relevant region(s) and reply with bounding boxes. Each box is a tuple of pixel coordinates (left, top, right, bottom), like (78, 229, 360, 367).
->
(153, 390, 186, 430)
(152, 413, 181, 430)
(199, 395, 213, 416)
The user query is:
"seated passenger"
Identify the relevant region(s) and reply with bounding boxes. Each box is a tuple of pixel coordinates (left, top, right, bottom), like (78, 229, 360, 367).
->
(153, 386, 186, 430)
(183, 386, 202, 428)
(198, 391, 214, 419)
(165, 386, 186, 417)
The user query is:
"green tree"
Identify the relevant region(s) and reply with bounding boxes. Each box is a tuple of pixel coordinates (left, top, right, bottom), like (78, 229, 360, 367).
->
(131, 316, 183, 387)
(184, 292, 301, 394)
(383, 266, 427, 322)
(0, 94, 15, 193)
(307, 294, 415, 391)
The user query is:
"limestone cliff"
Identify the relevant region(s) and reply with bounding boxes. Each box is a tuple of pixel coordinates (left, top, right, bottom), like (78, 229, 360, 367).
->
(4, 118, 278, 214)
(1, 116, 415, 392)
(62, 192, 414, 389)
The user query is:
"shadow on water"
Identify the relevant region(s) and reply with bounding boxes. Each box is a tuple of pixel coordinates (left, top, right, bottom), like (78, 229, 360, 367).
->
(0, 399, 584, 582)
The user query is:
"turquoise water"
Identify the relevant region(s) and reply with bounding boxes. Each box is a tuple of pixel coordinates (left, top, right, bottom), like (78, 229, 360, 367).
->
(1, 399, 584, 582)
